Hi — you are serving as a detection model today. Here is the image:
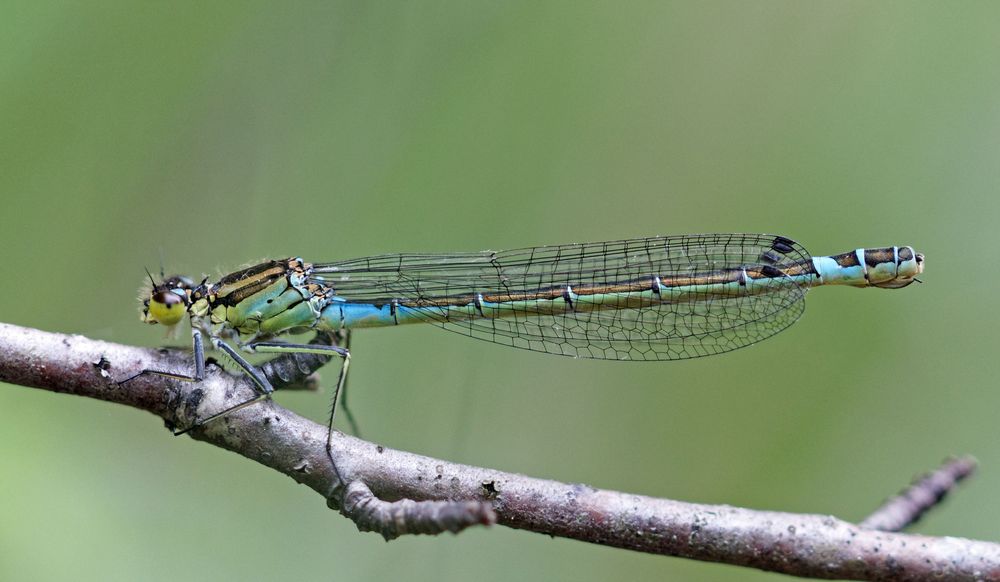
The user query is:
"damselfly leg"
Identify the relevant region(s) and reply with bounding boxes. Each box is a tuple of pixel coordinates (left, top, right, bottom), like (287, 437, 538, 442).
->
(120, 330, 351, 448)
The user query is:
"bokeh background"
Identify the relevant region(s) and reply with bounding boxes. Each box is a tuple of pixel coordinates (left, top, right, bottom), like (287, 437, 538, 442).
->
(1, 2, 997, 580)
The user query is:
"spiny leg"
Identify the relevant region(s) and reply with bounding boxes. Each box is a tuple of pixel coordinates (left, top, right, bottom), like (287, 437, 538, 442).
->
(261, 329, 338, 391)
(333, 329, 361, 437)
(118, 330, 275, 435)
(249, 340, 351, 432)
(172, 338, 274, 436)
(118, 328, 207, 386)
(122, 329, 352, 485)
(250, 339, 351, 486)
(118, 329, 211, 432)
(258, 329, 360, 435)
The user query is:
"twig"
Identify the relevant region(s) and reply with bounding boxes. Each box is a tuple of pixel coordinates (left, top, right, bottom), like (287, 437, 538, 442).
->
(0, 322, 997, 581)
(341, 480, 494, 539)
(860, 456, 978, 532)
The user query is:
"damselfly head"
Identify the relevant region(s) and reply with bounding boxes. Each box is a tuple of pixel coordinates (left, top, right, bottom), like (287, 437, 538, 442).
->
(140, 273, 196, 326)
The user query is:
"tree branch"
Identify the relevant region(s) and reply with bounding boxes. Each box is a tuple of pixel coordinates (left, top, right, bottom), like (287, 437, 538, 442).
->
(860, 455, 978, 532)
(1, 322, 996, 581)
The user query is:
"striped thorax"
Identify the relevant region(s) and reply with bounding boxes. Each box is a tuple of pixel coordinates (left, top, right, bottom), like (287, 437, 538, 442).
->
(141, 258, 333, 341)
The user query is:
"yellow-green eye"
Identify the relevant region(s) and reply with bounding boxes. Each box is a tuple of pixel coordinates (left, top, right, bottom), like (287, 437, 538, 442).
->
(147, 290, 186, 325)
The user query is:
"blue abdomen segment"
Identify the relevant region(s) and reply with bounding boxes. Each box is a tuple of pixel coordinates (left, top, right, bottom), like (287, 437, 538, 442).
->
(319, 301, 430, 330)
(811, 250, 869, 286)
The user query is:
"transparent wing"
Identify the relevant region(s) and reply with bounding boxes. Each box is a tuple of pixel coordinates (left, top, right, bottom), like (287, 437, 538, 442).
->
(309, 234, 811, 361)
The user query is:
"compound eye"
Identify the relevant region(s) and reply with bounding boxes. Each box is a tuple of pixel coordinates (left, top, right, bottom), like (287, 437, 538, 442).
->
(148, 290, 186, 326)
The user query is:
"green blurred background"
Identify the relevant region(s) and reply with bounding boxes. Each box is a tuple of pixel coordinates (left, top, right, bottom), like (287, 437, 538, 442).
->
(1, 2, 996, 580)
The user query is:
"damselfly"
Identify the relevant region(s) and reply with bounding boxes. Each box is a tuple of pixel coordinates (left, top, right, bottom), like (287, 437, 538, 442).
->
(126, 234, 923, 473)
